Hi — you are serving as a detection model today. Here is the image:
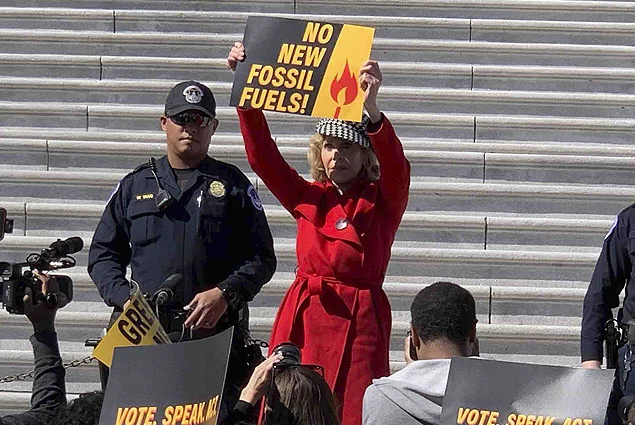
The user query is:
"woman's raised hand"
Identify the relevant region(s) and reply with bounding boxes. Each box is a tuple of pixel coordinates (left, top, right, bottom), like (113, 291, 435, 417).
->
(359, 60, 382, 123)
(227, 41, 245, 72)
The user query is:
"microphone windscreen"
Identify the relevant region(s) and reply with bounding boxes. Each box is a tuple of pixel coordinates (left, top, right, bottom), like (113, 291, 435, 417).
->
(64, 237, 84, 254)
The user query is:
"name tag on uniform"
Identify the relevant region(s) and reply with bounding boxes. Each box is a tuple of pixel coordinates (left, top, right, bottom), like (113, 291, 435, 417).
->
(135, 193, 155, 201)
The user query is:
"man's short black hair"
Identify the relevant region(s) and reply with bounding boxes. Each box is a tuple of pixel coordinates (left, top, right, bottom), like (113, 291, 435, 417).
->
(411, 281, 477, 346)
(53, 390, 104, 425)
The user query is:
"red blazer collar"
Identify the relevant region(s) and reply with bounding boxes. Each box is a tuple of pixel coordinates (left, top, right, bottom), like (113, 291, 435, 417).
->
(293, 180, 377, 249)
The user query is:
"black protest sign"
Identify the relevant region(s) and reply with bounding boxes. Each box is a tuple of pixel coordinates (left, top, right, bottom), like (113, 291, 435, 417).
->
(230, 16, 374, 122)
(99, 328, 233, 425)
(440, 357, 614, 425)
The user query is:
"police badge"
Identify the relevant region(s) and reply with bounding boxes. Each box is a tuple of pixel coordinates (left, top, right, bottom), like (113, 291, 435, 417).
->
(209, 181, 226, 198)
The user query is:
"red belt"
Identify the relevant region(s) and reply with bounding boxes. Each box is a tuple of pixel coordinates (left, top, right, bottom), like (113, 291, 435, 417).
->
(296, 270, 379, 295)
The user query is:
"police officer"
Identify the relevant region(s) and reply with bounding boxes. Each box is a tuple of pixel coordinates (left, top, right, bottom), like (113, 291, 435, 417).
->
(582, 204, 635, 425)
(88, 81, 276, 410)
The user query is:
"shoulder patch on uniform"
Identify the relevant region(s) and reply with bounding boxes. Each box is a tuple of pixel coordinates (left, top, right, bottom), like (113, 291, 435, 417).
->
(106, 182, 121, 205)
(605, 216, 619, 240)
(247, 185, 263, 211)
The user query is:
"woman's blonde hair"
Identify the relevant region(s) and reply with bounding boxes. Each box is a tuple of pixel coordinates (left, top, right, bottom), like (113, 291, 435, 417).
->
(307, 133, 380, 183)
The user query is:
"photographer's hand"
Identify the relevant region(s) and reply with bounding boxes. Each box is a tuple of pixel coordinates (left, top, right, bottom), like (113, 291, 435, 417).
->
(24, 271, 68, 333)
(239, 353, 283, 405)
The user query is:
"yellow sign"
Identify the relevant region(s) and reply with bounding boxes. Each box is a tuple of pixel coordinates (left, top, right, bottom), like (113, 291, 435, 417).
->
(93, 284, 171, 367)
(311, 24, 374, 121)
(230, 17, 375, 122)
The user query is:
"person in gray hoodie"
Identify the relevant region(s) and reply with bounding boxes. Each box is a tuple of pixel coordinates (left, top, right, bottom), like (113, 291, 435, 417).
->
(362, 281, 479, 425)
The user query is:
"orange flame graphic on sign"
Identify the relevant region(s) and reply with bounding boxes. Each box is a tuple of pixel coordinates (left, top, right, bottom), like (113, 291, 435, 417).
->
(330, 61, 358, 119)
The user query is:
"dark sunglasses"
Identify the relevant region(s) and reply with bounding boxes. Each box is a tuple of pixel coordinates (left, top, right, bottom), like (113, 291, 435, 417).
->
(168, 112, 214, 128)
(272, 362, 324, 376)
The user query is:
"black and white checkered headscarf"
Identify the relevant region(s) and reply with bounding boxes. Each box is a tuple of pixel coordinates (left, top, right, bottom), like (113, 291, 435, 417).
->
(315, 115, 371, 148)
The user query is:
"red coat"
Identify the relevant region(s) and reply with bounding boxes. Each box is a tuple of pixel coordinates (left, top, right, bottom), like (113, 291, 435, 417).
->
(237, 108, 410, 425)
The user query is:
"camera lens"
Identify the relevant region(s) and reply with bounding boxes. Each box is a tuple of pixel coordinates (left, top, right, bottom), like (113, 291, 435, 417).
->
(45, 292, 58, 308)
(272, 342, 301, 365)
(619, 396, 635, 422)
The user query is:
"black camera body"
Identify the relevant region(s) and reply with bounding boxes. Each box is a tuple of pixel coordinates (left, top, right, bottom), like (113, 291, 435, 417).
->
(0, 263, 73, 314)
(0, 237, 81, 314)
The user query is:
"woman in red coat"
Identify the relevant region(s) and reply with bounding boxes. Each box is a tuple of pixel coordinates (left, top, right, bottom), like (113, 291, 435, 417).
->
(228, 43, 410, 425)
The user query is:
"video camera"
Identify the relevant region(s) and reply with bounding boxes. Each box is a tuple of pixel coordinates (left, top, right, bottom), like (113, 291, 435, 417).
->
(0, 237, 80, 314)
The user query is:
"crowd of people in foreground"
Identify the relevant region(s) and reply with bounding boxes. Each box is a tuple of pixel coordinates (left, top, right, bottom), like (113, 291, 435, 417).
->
(2, 277, 482, 425)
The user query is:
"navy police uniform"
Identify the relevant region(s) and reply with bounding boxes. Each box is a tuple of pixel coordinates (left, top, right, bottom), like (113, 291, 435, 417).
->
(88, 154, 276, 408)
(582, 203, 635, 424)
(88, 154, 275, 312)
(89, 80, 275, 418)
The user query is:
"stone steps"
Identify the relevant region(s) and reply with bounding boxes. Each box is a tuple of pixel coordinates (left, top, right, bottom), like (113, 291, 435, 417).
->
(0, 304, 584, 352)
(0, 199, 615, 247)
(5, 0, 635, 22)
(1, 168, 635, 215)
(4, 103, 635, 143)
(6, 129, 635, 156)
(6, 136, 635, 186)
(3, 29, 635, 67)
(2, 77, 635, 118)
(5, 8, 635, 45)
(3, 54, 634, 94)
(0, 234, 600, 284)
(295, 0, 635, 22)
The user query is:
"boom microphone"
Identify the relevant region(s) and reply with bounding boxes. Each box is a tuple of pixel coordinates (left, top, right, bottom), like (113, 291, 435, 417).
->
(153, 273, 183, 306)
(43, 237, 84, 259)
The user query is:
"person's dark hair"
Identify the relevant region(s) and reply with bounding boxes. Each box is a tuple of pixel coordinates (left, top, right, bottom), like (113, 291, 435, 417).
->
(53, 390, 104, 425)
(265, 366, 340, 425)
(411, 281, 476, 347)
(619, 396, 635, 424)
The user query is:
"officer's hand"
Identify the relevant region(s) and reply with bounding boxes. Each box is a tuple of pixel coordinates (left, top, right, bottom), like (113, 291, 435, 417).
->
(581, 360, 601, 369)
(239, 353, 283, 406)
(183, 288, 228, 330)
(24, 271, 68, 333)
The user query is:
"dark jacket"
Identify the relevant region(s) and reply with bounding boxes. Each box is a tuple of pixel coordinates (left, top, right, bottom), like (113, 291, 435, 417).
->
(1, 331, 66, 425)
(88, 155, 276, 310)
(582, 203, 635, 362)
